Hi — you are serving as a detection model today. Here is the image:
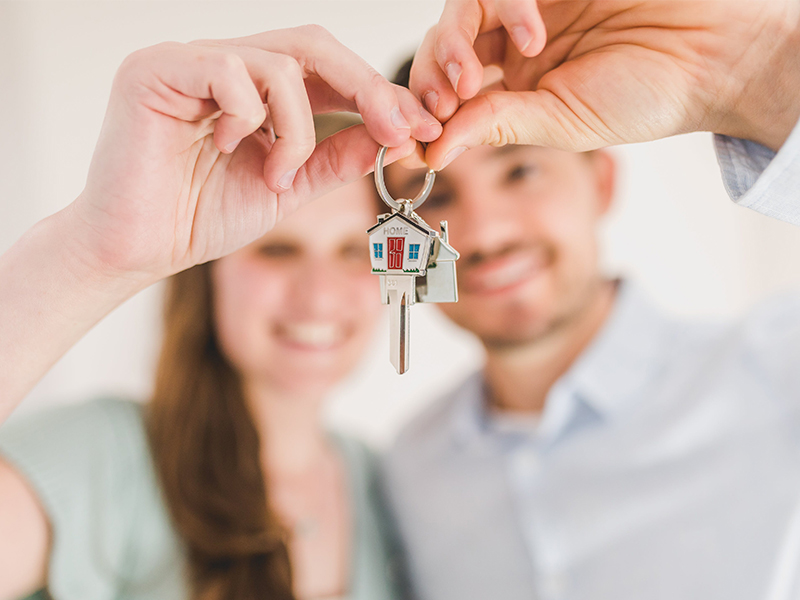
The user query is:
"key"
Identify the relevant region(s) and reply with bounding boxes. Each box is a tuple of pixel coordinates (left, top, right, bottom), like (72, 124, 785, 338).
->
(368, 147, 460, 374)
(385, 274, 414, 373)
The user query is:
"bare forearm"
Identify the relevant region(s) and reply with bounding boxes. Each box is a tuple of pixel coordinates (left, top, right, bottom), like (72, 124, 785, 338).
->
(0, 206, 152, 423)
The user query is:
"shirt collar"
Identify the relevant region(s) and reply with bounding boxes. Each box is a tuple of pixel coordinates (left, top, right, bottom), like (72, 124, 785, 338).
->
(449, 280, 672, 450)
(561, 280, 671, 418)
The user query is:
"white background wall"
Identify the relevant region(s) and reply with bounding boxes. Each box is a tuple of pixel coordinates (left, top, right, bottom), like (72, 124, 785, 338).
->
(2, 1, 799, 447)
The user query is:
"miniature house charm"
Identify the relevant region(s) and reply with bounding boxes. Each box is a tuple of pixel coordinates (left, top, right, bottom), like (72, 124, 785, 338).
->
(367, 209, 459, 303)
(369, 146, 460, 374)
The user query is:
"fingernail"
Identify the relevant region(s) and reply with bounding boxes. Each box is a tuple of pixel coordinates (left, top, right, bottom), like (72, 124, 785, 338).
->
(390, 107, 410, 130)
(423, 91, 439, 115)
(445, 62, 462, 92)
(277, 168, 298, 190)
(441, 146, 468, 170)
(224, 139, 241, 153)
(419, 105, 439, 127)
(510, 25, 533, 52)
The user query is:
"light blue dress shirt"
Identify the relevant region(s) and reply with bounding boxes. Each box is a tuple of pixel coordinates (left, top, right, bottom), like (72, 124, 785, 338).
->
(383, 119, 800, 600)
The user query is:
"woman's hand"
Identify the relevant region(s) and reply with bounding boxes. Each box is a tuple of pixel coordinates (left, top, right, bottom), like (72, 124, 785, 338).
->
(73, 26, 441, 283)
(409, 0, 800, 169)
(0, 26, 442, 421)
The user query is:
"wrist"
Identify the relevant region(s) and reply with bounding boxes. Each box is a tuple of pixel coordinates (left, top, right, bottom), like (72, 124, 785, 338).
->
(714, 10, 800, 152)
(41, 203, 158, 299)
(0, 206, 155, 420)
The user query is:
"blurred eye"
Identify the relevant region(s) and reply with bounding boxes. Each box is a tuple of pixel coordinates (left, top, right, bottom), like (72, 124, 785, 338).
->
(420, 191, 453, 212)
(340, 242, 370, 263)
(256, 243, 299, 259)
(506, 163, 537, 183)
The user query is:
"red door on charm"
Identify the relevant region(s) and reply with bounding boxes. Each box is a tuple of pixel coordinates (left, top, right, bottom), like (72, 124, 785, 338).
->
(388, 237, 404, 270)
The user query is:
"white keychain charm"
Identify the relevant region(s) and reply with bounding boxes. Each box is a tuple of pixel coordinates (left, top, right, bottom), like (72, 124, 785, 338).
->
(368, 146, 460, 374)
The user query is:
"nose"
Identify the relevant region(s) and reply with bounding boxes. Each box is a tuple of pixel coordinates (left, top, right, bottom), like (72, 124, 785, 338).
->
(290, 259, 348, 318)
(450, 186, 523, 261)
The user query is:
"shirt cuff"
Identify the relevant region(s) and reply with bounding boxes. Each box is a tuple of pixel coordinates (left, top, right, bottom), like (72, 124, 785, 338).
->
(715, 116, 800, 226)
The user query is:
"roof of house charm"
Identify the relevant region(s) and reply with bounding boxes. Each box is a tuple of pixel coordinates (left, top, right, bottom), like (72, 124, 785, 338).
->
(367, 203, 460, 304)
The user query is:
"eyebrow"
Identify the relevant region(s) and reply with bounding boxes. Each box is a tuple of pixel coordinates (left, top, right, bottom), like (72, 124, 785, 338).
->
(397, 145, 535, 193)
(491, 144, 526, 158)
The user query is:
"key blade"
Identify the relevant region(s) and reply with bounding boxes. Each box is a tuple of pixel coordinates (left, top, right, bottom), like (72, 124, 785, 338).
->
(386, 276, 415, 374)
(390, 290, 409, 374)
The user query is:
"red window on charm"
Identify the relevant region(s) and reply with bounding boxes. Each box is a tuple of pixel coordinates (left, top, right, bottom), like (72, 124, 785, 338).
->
(388, 237, 404, 270)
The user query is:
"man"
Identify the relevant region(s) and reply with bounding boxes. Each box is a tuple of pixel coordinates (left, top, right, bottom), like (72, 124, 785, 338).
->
(381, 44, 800, 600)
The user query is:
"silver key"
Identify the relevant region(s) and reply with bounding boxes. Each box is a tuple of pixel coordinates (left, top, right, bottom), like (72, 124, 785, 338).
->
(368, 146, 460, 374)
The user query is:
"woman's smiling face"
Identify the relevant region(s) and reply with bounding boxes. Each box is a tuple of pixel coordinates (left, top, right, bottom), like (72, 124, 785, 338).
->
(211, 177, 381, 397)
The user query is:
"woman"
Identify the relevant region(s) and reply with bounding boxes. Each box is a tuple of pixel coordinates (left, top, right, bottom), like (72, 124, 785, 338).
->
(0, 113, 401, 600)
(0, 28, 441, 600)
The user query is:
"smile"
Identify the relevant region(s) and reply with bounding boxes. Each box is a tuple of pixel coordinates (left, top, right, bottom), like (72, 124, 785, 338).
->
(461, 251, 548, 295)
(277, 322, 347, 351)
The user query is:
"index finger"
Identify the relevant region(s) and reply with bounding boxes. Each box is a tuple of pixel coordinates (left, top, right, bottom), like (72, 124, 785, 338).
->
(432, 0, 490, 100)
(223, 26, 441, 148)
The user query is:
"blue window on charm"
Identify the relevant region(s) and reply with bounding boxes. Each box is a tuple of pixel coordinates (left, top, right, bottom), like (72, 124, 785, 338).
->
(373, 243, 383, 259)
(408, 244, 420, 260)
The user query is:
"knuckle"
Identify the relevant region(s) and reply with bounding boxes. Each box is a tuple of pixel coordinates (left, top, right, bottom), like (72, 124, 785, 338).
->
(270, 52, 302, 78)
(298, 24, 333, 43)
(433, 25, 469, 61)
(115, 42, 178, 92)
(211, 50, 247, 76)
(118, 43, 162, 76)
(476, 94, 519, 146)
(368, 67, 389, 90)
(275, 127, 317, 162)
(321, 136, 349, 185)
(293, 131, 318, 157)
(246, 105, 268, 127)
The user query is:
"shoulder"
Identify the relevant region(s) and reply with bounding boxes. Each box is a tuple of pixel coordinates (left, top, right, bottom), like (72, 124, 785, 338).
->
(736, 290, 800, 391)
(0, 398, 153, 523)
(740, 289, 800, 341)
(0, 399, 181, 598)
(0, 397, 147, 459)
(693, 290, 800, 377)
(644, 290, 800, 406)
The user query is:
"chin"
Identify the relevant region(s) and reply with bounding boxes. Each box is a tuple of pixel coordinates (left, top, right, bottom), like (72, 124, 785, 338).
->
(265, 365, 343, 398)
(267, 349, 362, 394)
(444, 293, 563, 347)
(481, 314, 558, 347)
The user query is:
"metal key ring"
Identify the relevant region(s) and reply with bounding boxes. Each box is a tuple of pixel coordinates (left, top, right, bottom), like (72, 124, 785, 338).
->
(374, 145, 436, 212)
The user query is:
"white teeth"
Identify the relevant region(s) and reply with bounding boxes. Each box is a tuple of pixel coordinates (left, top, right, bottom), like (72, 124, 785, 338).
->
(477, 255, 538, 291)
(281, 322, 343, 348)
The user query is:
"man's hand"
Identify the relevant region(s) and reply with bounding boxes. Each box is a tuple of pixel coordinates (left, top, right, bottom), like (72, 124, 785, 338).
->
(410, 0, 800, 169)
(74, 26, 441, 283)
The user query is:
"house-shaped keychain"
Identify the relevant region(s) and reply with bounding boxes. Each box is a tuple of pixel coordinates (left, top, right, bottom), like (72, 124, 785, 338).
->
(367, 209, 459, 304)
(368, 145, 460, 373)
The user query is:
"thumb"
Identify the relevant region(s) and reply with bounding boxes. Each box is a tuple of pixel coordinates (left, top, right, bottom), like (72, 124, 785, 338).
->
(424, 90, 609, 170)
(279, 123, 417, 208)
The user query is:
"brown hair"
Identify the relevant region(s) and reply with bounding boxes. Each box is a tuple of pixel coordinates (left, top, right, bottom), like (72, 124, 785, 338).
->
(147, 112, 365, 600)
(148, 263, 294, 600)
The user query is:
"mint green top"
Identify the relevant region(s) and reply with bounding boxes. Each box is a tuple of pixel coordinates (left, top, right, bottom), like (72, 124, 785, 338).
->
(0, 399, 406, 600)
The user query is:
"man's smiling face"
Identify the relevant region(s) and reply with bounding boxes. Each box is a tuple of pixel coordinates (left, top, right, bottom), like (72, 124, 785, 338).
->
(385, 144, 615, 347)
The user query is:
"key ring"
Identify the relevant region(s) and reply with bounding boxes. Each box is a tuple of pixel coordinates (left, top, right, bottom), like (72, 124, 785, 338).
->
(374, 145, 436, 212)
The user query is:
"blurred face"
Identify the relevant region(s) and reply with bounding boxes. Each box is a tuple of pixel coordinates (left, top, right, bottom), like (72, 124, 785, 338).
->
(386, 145, 614, 347)
(211, 178, 380, 397)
